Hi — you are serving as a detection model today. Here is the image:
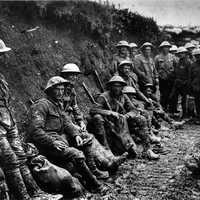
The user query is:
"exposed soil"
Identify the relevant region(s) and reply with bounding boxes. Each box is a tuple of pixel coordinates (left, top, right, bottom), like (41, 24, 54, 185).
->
(85, 124, 200, 200)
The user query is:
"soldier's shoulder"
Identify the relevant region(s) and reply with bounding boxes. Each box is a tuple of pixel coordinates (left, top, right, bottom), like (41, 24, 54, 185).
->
(31, 98, 50, 110)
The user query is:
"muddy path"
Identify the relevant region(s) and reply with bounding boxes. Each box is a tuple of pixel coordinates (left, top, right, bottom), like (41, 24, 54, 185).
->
(88, 124, 200, 200)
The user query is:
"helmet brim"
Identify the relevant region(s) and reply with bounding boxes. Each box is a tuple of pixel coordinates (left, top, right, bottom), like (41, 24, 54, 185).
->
(0, 47, 11, 52)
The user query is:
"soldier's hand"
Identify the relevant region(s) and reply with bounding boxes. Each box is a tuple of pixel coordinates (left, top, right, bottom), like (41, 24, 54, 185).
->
(53, 141, 66, 151)
(75, 136, 83, 147)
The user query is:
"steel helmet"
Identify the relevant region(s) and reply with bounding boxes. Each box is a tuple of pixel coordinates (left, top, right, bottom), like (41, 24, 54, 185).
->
(122, 86, 136, 94)
(61, 63, 81, 74)
(176, 47, 188, 54)
(193, 49, 200, 56)
(170, 45, 178, 52)
(118, 60, 132, 68)
(107, 75, 127, 87)
(0, 39, 11, 53)
(144, 83, 154, 88)
(140, 42, 154, 50)
(44, 76, 69, 92)
(116, 40, 130, 48)
(185, 42, 195, 50)
(159, 41, 171, 48)
(129, 42, 138, 48)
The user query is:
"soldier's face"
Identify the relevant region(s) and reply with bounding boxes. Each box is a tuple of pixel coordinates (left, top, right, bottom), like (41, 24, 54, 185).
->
(111, 83, 123, 96)
(131, 48, 137, 56)
(145, 88, 152, 97)
(143, 47, 152, 57)
(177, 53, 186, 59)
(122, 65, 131, 76)
(127, 93, 136, 101)
(162, 47, 170, 54)
(119, 47, 129, 55)
(0, 52, 6, 62)
(195, 54, 200, 61)
(52, 85, 65, 100)
(63, 73, 78, 84)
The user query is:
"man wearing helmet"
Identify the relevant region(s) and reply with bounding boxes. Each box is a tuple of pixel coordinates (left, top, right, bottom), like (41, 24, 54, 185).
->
(110, 40, 132, 75)
(28, 76, 105, 193)
(60, 63, 128, 176)
(189, 49, 200, 124)
(170, 47, 191, 119)
(0, 40, 62, 200)
(155, 41, 176, 112)
(90, 75, 160, 160)
(134, 42, 159, 96)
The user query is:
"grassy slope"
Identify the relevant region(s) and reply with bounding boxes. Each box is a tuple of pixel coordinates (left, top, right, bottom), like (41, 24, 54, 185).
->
(0, 1, 159, 126)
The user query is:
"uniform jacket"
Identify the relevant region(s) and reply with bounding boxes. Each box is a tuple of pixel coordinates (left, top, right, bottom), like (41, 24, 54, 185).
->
(94, 91, 135, 115)
(190, 60, 200, 93)
(154, 53, 176, 80)
(28, 97, 80, 148)
(134, 54, 158, 86)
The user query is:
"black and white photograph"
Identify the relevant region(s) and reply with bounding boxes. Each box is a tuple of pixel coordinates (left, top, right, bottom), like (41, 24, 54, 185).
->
(0, 0, 199, 199)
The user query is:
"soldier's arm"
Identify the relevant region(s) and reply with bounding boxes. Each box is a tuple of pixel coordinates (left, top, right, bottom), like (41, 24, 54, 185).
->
(29, 102, 55, 147)
(90, 95, 113, 116)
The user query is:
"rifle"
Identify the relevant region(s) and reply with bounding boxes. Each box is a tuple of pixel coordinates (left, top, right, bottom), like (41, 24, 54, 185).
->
(82, 82, 98, 105)
(94, 70, 104, 93)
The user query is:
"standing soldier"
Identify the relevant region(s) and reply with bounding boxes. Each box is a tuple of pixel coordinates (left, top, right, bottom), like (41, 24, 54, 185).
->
(135, 42, 159, 95)
(0, 40, 61, 200)
(111, 40, 131, 75)
(155, 41, 176, 111)
(185, 42, 196, 63)
(170, 47, 190, 118)
(90, 75, 160, 160)
(190, 49, 200, 124)
(28, 76, 106, 193)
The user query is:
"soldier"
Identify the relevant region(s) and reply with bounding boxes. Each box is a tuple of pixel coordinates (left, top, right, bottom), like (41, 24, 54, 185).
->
(118, 60, 153, 106)
(144, 84, 185, 129)
(170, 47, 190, 118)
(111, 40, 131, 75)
(0, 40, 61, 200)
(135, 42, 159, 95)
(60, 63, 128, 175)
(185, 42, 196, 63)
(90, 75, 159, 160)
(28, 76, 106, 193)
(155, 41, 176, 111)
(190, 49, 200, 124)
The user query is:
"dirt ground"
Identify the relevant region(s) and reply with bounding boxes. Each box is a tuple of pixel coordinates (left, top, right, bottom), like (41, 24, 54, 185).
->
(83, 124, 200, 200)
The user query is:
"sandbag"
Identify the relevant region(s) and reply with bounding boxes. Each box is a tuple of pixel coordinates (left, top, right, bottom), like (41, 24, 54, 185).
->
(30, 155, 84, 198)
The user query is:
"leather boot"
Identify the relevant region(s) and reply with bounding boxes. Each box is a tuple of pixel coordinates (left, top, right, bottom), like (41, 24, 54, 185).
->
(146, 149, 160, 160)
(107, 152, 128, 175)
(76, 159, 107, 193)
(5, 168, 31, 200)
(84, 146, 109, 180)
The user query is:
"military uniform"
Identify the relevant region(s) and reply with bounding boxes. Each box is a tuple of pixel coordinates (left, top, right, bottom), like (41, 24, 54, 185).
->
(135, 54, 159, 92)
(90, 89, 151, 155)
(0, 98, 44, 200)
(170, 57, 190, 116)
(63, 85, 126, 174)
(155, 53, 176, 110)
(28, 97, 101, 191)
(111, 54, 132, 76)
(190, 60, 200, 119)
